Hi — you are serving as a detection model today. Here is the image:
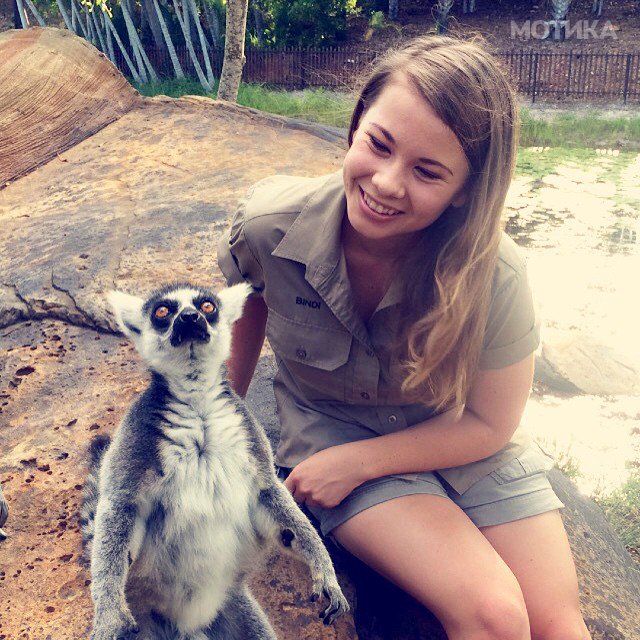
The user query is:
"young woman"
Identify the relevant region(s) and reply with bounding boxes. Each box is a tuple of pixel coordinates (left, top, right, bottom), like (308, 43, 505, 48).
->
(217, 36, 591, 640)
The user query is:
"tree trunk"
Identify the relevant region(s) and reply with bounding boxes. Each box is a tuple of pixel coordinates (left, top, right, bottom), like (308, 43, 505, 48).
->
(152, 0, 185, 79)
(172, 0, 213, 91)
(56, 0, 73, 31)
(143, 0, 167, 53)
(91, 8, 108, 52)
(388, 0, 398, 21)
(70, 0, 88, 39)
(433, 0, 454, 34)
(186, 0, 215, 83)
(203, 0, 221, 45)
(15, 0, 29, 28)
(217, 0, 248, 102)
(121, 0, 160, 83)
(104, 12, 143, 83)
(253, 5, 264, 45)
(102, 11, 116, 63)
(549, 0, 571, 41)
(24, 0, 45, 26)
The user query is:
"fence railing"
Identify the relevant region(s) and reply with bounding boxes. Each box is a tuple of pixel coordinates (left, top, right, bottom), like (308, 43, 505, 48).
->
(113, 46, 640, 103)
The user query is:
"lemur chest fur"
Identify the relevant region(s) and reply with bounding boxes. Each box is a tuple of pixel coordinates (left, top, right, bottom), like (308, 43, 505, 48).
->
(158, 390, 256, 511)
(135, 390, 259, 565)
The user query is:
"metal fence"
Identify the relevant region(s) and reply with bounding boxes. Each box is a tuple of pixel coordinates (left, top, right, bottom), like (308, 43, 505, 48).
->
(113, 46, 640, 103)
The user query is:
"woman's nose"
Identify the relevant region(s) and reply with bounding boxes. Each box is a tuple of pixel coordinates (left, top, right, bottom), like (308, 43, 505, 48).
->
(371, 163, 405, 199)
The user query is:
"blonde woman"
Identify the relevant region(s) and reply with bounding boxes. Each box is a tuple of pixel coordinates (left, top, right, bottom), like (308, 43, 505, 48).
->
(218, 36, 591, 640)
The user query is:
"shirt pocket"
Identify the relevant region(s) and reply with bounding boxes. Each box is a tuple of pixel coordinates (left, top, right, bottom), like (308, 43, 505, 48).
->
(489, 443, 554, 485)
(266, 309, 352, 402)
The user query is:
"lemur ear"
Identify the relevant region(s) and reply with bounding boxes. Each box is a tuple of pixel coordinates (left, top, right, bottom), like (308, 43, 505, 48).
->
(107, 291, 145, 339)
(217, 283, 252, 325)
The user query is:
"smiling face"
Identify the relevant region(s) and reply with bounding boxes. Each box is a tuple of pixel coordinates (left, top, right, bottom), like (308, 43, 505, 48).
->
(342, 74, 471, 254)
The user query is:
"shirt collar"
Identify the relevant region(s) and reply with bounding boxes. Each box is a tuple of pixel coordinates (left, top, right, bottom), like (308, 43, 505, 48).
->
(271, 169, 345, 286)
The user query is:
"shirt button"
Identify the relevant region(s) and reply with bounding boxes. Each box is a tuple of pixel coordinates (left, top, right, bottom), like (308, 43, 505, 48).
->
(295, 347, 307, 359)
(388, 414, 397, 424)
(360, 391, 370, 400)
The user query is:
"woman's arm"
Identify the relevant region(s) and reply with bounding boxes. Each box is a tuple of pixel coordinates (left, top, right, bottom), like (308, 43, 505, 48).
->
(226, 295, 268, 397)
(284, 353, 535, 507)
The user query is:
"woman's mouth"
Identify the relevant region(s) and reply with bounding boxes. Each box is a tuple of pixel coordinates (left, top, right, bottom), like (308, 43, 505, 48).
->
(360, 187, 403, 218)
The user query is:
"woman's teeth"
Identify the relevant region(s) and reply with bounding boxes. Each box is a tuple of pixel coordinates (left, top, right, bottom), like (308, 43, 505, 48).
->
(363, 191, 402, 216)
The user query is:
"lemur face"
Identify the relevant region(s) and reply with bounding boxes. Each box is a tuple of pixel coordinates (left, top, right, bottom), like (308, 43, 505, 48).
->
(144, 288, 218, 347)
(108, 283, 251, 374)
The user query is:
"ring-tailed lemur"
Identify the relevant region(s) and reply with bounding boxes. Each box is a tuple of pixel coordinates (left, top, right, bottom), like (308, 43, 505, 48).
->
(82, 283, 349, 640)
(0, 485, 7, 540)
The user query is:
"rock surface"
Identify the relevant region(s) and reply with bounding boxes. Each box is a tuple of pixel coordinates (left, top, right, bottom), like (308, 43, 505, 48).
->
(539, 329, 640, 396)
(1, 27, 638, 640)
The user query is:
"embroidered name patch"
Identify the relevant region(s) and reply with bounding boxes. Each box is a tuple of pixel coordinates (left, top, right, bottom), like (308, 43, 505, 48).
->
(296, 296, 322, 309)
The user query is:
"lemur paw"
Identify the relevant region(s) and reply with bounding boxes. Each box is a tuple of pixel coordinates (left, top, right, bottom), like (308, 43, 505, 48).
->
(311, 575, 349, 625)
(91, 609, 140, 640)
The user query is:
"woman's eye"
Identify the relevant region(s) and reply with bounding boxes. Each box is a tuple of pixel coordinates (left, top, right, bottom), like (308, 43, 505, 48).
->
(154, 306, 170, 319)
(200, 301, 216, 314)
(416, 166, 440, 180)
(368, 134, 389, 153)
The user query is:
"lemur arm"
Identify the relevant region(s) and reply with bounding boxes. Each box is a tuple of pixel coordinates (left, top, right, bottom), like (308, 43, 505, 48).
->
(90, 455, 143, 638)
(258, 482, 349, 625)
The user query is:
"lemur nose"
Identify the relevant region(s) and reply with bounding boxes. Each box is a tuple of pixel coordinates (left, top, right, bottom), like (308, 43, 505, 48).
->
(179, 309, 199, 323)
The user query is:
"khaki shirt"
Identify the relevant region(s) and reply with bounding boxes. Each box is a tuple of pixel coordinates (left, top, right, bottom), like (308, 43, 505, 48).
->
(217, 171, 540, 494)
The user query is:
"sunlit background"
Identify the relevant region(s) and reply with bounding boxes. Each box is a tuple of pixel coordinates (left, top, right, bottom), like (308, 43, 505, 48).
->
(507, 148, 639, 499)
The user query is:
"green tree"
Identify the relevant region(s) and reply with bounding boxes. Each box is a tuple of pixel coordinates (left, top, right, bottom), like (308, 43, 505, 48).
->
(262, 0, 358, 47)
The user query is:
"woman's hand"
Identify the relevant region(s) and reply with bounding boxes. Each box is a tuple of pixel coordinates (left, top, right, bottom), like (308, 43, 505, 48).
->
(283, 445, 369, 509)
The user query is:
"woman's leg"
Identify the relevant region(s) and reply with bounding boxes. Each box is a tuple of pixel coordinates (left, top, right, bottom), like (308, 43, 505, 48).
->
(332, 493, 531, 640)
(480, 511, 591, 640)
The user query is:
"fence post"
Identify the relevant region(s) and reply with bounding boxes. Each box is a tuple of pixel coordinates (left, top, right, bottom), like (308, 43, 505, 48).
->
(566, 49, 573, 96)
(623, 53, 632, 104)
(299, 48, 307, 90)
(531, 52, 539, 103)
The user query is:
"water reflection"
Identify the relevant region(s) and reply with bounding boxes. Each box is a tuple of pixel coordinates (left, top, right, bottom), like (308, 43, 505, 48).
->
(506, 149, 640, 496)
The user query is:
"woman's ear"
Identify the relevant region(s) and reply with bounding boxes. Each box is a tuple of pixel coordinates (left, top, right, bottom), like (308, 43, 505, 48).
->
(451, 189, 468, 208)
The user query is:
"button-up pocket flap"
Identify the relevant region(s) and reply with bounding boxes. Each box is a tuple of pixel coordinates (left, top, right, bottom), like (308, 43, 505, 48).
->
(267, 310, 352, 371)
(490, 444, 554, 484)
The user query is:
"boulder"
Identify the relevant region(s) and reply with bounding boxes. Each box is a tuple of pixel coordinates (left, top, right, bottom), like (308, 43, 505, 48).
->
(538, 329, 640, 396)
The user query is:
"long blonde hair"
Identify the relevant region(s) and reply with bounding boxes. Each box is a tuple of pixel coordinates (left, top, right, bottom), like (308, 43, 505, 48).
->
(348, 36, 519, 412)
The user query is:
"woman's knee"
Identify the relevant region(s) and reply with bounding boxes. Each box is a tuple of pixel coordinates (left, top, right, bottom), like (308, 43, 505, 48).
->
(447, 588, 530, 640)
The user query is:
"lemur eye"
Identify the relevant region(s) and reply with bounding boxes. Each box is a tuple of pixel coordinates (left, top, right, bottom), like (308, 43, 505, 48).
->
(200, 301, 216, 314)
(154, 306, 170, 319)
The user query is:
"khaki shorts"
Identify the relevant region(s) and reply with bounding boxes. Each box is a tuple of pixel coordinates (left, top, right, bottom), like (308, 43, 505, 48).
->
(278, 443, 564, 536)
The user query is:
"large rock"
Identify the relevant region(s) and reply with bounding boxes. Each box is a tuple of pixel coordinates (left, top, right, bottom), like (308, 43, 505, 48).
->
(538, 329, 640, 396)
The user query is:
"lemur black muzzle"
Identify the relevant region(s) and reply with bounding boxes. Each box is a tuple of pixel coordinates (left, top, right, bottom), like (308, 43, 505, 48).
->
(170, 308, 210, 346)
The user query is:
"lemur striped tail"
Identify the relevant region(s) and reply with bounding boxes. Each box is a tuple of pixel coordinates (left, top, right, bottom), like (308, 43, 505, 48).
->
(80, 434, 111, 561)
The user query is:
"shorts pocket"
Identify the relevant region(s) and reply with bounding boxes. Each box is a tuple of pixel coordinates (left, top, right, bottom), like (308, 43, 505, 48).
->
(490, 443, 554, 484)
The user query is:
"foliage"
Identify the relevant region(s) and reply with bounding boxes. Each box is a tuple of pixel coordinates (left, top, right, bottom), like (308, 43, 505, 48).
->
(363, 9, 401, 40)
(254, 0, 359, 47)
(369, 9, 385, 30)
(593, 472, 640, 553)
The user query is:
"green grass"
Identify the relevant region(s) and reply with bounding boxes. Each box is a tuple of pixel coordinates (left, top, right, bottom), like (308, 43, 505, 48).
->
(520, 108, 640, 151)
(133, 78, 640, 150)
(594, 472, 640, 557)
(134, 79, 355, 128)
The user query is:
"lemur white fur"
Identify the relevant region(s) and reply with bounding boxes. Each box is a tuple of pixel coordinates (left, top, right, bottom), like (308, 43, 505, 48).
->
(82, 283, 348, 640)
